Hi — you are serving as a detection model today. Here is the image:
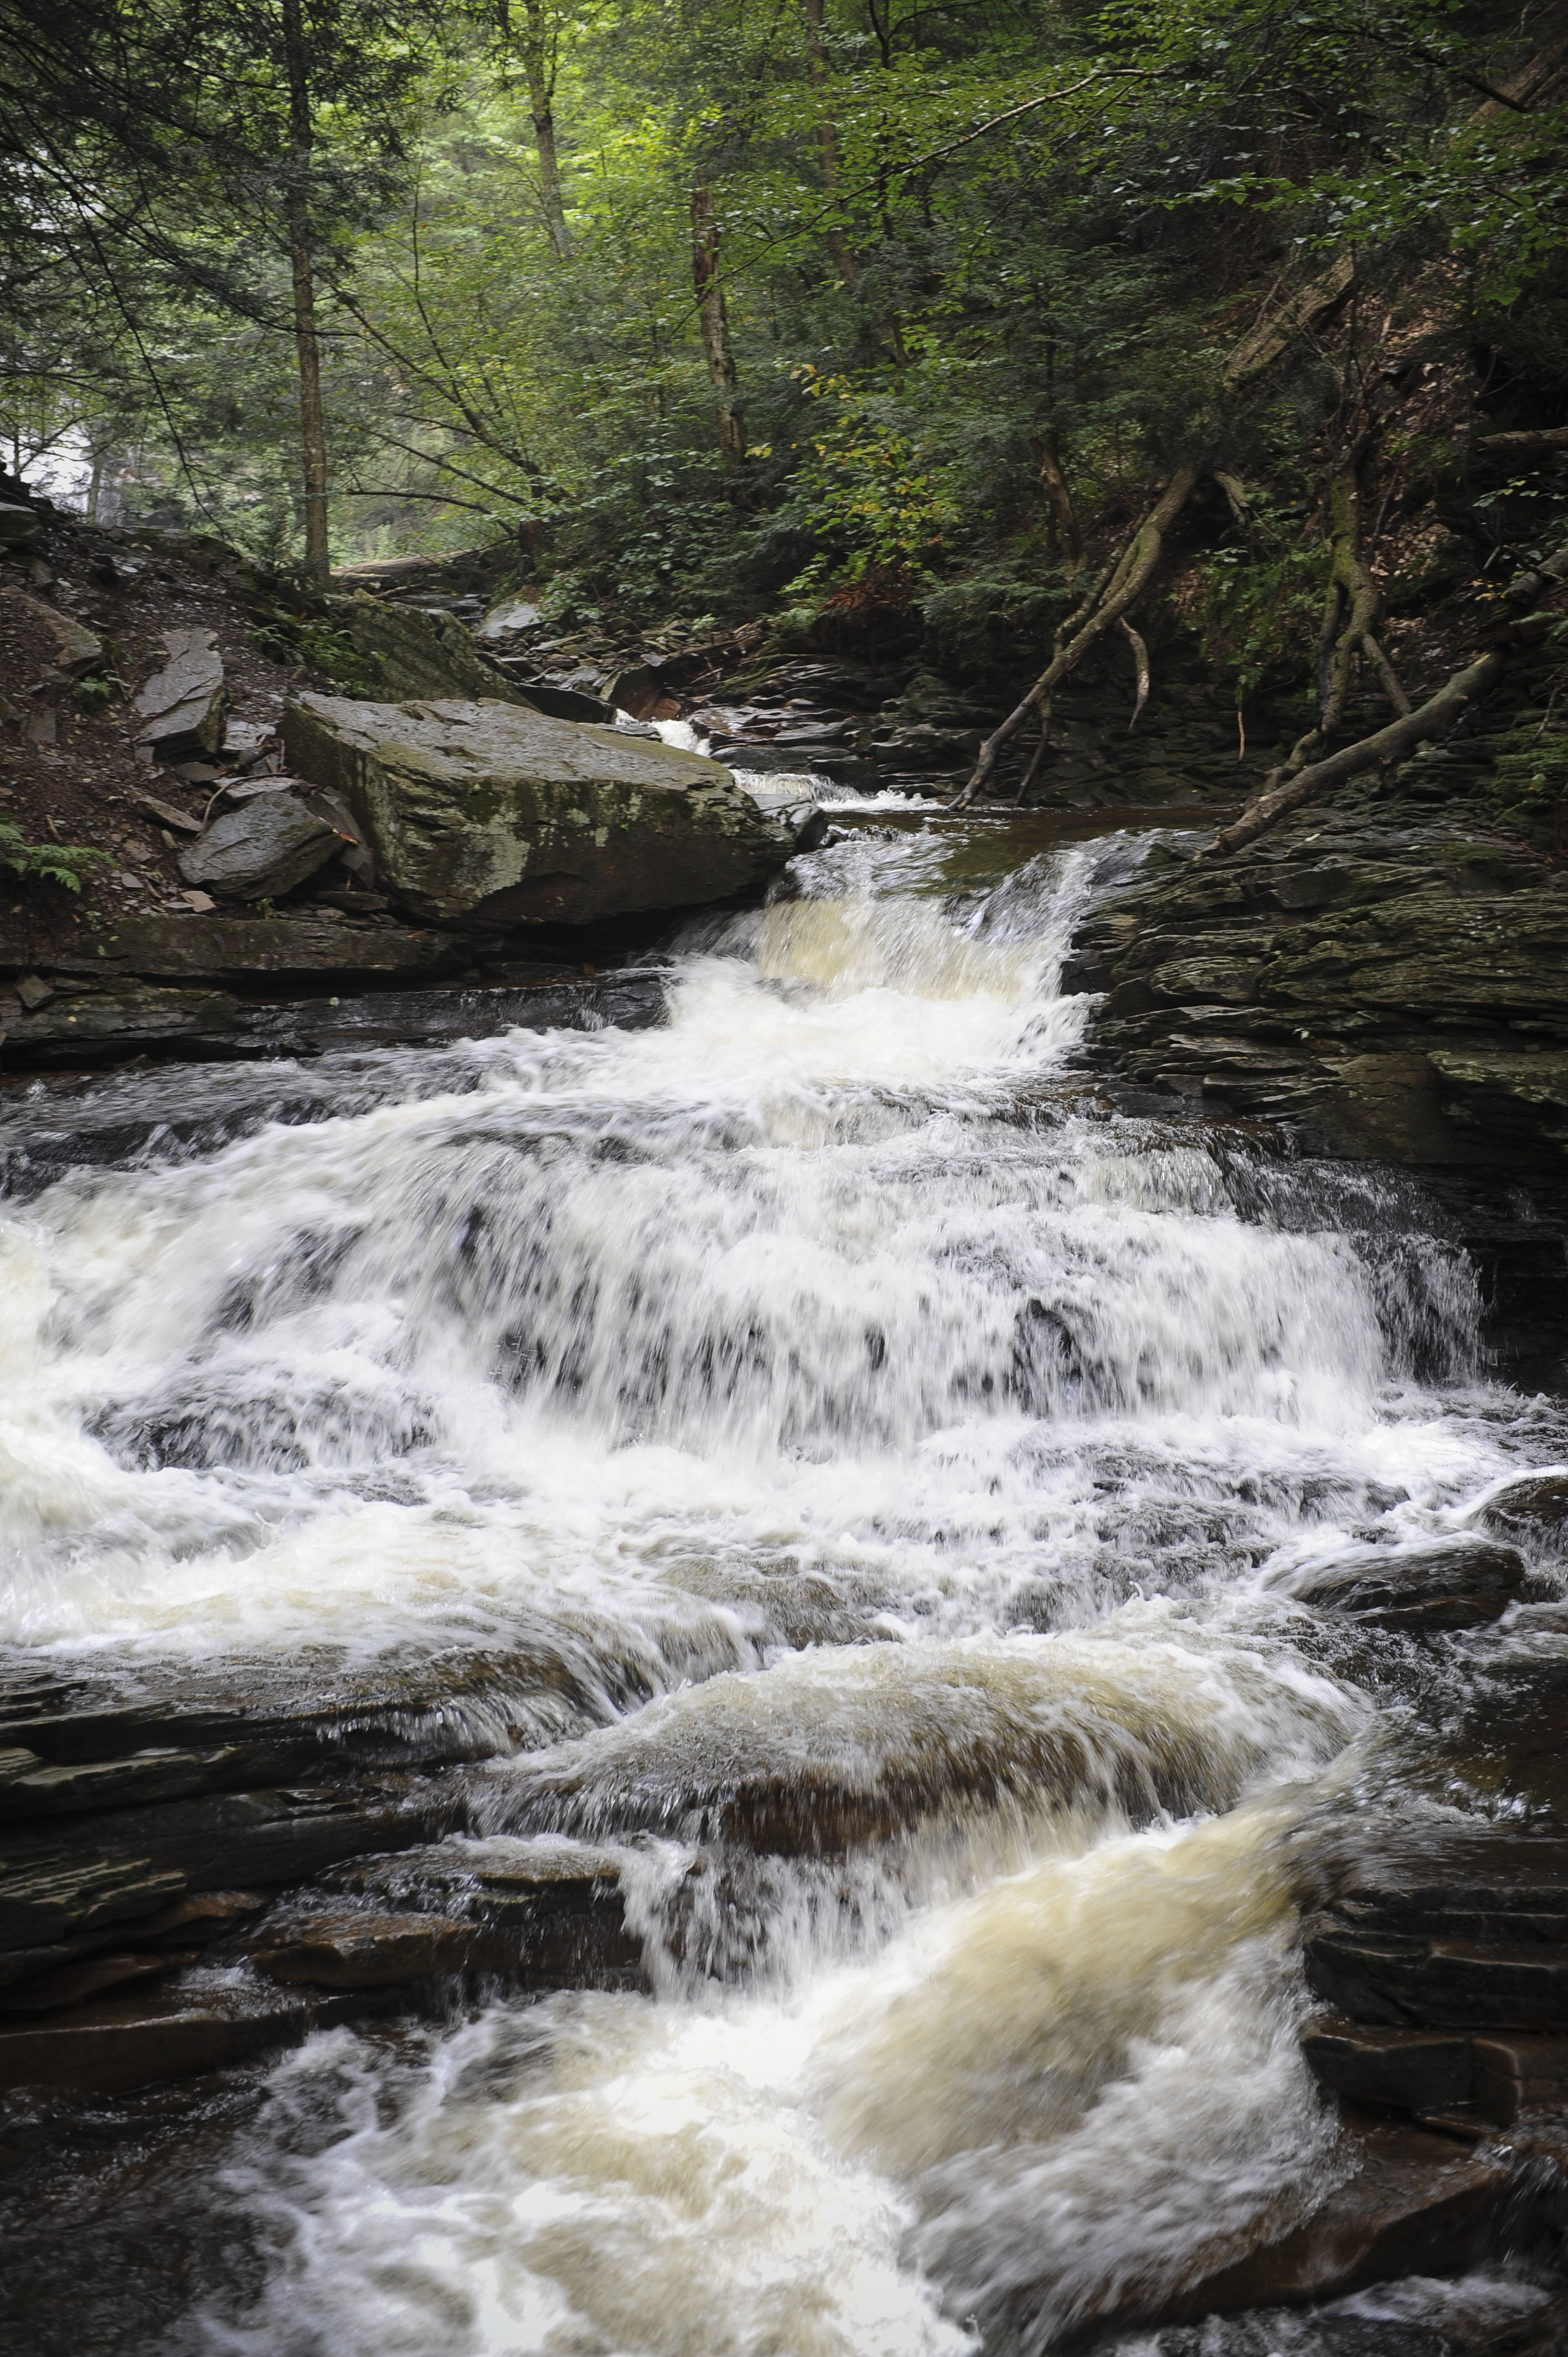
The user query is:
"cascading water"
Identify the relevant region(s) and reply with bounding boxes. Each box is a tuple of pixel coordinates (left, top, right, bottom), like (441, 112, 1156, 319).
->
(2, 804, 1561, 2355)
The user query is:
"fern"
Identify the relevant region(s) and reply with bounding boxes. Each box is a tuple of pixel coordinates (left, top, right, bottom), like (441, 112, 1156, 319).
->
(0, 819, 108, 895)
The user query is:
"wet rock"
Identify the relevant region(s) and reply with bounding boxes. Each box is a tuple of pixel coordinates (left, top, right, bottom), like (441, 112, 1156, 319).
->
(132, 627, 226, 761)
(0, 1783, 460, 1986)
(1468, 1472, 1568, 1542)
(99, 912, 463, 987)
(1306, 1918, 1568, 2031)
(0, 1857, 187, 1957)
(1279, 1537, 1526, 1631)
(1162, 2123, 1514, 2323)
(0, 1947, 199, 2013)
(0, 1746, 257, 1820)
(0, 1978, 316, 2095)
(1301, 2018, 1474, 2112)
(313, 1838, 647, 1990)
(176, 794, 339, 900)
(0, 980, 243, 1063)
(252, 1909, 496, 1988)
(1472, 2034, 1568, 2126)
(282, 694, 793, 927)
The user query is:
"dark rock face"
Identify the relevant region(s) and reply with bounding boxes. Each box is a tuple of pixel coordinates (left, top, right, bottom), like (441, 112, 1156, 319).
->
(1159, 2125, 1515, 2321)
(1065, 796, 1568, 1167)
(283, 693, 795, 925)
(1298, 1825, 1568, 2104)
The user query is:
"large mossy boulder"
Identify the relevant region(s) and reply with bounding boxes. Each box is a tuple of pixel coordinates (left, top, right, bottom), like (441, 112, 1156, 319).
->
(282, 694, 794, 925)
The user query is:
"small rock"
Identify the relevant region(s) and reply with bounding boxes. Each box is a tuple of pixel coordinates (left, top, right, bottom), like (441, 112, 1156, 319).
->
(179, 889, 216, 912)
(177, 795, 338, 900)
(132, 792, 203, 836)
(23, 708, 56, 747)
(14, 974, 53, 1011)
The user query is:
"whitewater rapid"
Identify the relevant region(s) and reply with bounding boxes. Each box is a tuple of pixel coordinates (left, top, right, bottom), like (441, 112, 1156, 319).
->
(2, 809, 1559, 2353)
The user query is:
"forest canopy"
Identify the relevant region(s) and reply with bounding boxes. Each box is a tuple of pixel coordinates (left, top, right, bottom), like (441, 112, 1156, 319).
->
(3, 0, 1565, 656)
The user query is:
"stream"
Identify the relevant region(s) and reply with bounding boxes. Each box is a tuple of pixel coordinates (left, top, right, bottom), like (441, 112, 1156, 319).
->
(3, 798, 1567, 2354)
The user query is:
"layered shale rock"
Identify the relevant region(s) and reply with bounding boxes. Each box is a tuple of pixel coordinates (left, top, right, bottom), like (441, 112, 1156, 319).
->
(282, 693, 796, 925)
(0, 1654, 648, 2092)
(1064, 792, 1568, 1167)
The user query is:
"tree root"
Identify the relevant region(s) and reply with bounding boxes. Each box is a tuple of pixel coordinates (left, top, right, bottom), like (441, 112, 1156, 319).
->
(954, 465, 1199, 806)
(1204, 651, 1505, 855)
(1121, 616, 1150, 728)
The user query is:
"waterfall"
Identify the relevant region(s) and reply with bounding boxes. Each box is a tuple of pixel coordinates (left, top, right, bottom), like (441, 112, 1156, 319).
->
(0, 811, 1537, 2355)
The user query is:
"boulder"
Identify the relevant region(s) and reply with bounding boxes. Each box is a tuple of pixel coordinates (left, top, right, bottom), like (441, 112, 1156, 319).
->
(177, 794, 339, 900)
(282, 693, 795, 925)
(0, 501, 39, 545)
(132, 626, 227, 760)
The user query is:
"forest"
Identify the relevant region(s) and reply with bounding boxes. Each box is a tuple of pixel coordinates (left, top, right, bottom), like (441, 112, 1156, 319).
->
(6, 0, 1566, 771)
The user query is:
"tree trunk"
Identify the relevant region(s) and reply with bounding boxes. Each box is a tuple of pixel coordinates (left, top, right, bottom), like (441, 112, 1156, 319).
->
(691, 186, 745, 470)
(803, 0, 860, 284)
(520, 0, 571, 259)
(280, 0, 329, 579)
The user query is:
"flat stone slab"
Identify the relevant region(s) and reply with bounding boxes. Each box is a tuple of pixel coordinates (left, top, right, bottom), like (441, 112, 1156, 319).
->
(282, 693, 793, 925)
(97, 912, 462, 985)
(133, 627, 226, 759)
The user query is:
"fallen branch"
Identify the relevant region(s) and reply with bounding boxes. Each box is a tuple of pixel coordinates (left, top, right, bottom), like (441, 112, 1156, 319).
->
(1475, 425, 1568, 459)
(1204, 650, 1505, 855)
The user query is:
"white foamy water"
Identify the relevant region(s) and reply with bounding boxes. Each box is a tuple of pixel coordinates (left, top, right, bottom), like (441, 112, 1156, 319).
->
(1, 815, 1555, 2351)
